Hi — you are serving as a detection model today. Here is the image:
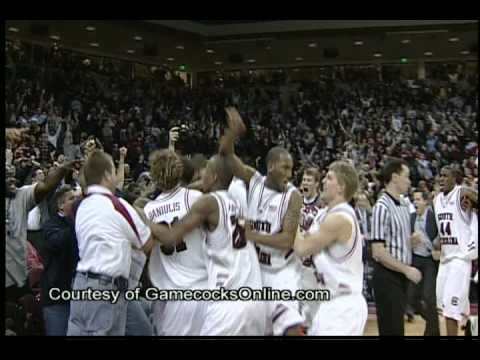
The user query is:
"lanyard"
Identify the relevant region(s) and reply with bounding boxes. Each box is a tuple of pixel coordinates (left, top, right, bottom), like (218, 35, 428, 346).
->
(74, 192, 142, 248)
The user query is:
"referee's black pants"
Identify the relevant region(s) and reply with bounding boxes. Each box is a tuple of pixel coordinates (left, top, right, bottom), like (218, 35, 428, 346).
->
(372, 262, 407, 336)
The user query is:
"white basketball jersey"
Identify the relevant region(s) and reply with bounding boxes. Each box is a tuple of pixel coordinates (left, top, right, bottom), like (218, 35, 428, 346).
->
(145, 186, 208, 289)
(247, 172, 299, 271)
(301, 207, 326, 267)
(300, 195, 322, 232)
(306, 208, 327, 235)
(206, 191, 262, 290)
(228, 177, 248, 219)
(312, 202, 364, 298)
(433, 185, 477, 262)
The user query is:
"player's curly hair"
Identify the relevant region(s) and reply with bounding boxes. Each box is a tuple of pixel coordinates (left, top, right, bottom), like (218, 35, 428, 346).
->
(149, 149, 183, 191)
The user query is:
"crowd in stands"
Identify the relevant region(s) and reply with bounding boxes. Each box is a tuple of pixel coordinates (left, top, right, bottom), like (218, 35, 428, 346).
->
(6, 41, 478, 206)
(5, 41, 478, 333)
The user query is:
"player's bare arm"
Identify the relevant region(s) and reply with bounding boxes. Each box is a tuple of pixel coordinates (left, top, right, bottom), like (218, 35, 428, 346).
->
(116, 147, 127, 190)
(219, 107, 246, 157)
(149, 194, 218, 245)
(226, 154, 256, 185)
(141, 238, 156, 256)
(294, 213, 352, 257)
(218, 107, 256, 184)
(187, 179, 203, 191)
(34, 160, 78, 204)
(246, 190, 302, 250)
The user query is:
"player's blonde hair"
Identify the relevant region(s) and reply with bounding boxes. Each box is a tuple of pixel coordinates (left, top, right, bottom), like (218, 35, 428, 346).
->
(149, 149, 183, 191)
(329, 160, 359, 202)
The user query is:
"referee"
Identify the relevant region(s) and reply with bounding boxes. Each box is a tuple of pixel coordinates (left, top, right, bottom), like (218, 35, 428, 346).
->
(370, 158, 422, 336)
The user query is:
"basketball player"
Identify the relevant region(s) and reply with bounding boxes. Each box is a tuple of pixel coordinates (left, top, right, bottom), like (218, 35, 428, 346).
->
(433, 165, 478, 336)
(143, 149, 208, 336)
(300, 167, 323, 232)
(298, 167, 324, 329)
(150, 155, 266, 335)
(219, 107, 304, 336)
(294, 161, 367, 335)
(228, 176, 248, 219)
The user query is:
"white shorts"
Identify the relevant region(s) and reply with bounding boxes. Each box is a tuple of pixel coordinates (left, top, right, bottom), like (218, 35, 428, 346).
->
(309, 293, 367, 336)
(262, 262, 305, 335)
(153, 300, 206, 336)
(436, 258, 472, 322)
(300, 264, 321, 330)
(200, 300, 266, 336)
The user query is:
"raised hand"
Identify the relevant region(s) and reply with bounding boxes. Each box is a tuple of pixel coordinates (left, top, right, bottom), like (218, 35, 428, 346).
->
(62, 160, 82, 171)
(169, 127, 180, 144)
(119, 147, 128, 159)
(225, 107, 246, 137)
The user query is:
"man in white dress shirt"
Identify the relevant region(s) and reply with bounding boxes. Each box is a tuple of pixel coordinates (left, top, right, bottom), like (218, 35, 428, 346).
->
(67, 150, 156, 336)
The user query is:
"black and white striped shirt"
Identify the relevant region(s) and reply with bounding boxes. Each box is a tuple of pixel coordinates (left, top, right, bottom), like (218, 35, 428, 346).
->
(371, 192, 412, 265)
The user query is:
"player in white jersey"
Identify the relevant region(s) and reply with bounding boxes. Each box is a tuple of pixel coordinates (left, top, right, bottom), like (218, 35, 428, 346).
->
(298, 167, 324, 330)
(433, 165, 478, 336)
(300, 167, 323, 234)
(219, 107, 304, 336)
(228, 176, 248, 218)
(151, 155, 266, 335)
(294, 161, 367, 336)
(144, 149, 208, 335)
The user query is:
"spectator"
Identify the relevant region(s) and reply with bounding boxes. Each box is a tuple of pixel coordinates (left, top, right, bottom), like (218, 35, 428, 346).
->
(6, 129, 76, 334)
(405, 191, 440, 336)
(4, 40, 478, 336)
(41, 185, 79, 336)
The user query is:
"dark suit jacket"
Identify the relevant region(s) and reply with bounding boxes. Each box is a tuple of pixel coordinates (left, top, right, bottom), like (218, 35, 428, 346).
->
(40, 214, 79, 306)
(410, 206, 438, 244)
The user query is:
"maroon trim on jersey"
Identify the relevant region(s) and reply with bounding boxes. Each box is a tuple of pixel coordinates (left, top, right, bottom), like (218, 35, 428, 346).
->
(248, 173, 262, 205)
(284, 248, 294, 259)
(276, 190, 288, 227)
(324, 207, 359, 263)
(157, 186, 182, 203)
(222, 195, 228, 230)
(303, 194, 320, 207)
(185, 189, 190, 212)
(257, 182, 266, 211)
(440, 186, 458, 208)
(272, 304, 289, 324)
(216, 193, 228, 231)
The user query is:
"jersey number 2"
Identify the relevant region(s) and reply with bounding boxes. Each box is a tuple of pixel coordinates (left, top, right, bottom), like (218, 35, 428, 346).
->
(160, 216, 188, 255)
(230, 216, 247, 249)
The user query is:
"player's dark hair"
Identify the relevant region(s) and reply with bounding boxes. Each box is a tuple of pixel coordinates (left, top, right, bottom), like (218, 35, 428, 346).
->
(266, 146, 290, 167)
(181, 156, 195, 185)
(209, 155, 233, 187)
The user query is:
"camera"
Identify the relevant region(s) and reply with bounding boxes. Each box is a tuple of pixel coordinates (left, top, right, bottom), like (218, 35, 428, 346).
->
(175, 123, 192, 154)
